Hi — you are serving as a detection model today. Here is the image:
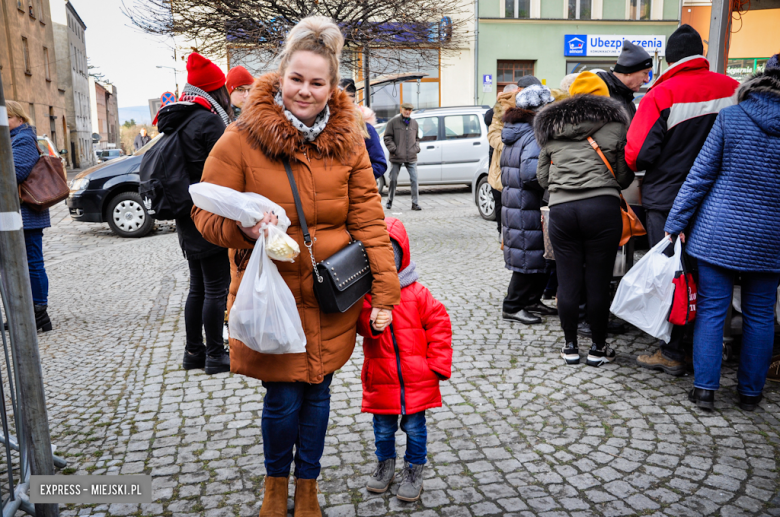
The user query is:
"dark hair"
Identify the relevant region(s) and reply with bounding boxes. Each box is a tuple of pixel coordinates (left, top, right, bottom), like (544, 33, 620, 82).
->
(339, 78, 356, 94)
(207, 86, 234, 121)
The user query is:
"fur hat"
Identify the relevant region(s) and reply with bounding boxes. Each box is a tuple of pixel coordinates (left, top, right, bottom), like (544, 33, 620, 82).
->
(186, 53, 226, 92)
(515, 84, 554, 109)
(666, 25, 704, 64)
(569, 71, 610, 97)
(614, 40, 653, 74)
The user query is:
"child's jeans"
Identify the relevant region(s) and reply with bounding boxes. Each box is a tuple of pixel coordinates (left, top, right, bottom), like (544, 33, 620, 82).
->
(373, 412, 427, 465)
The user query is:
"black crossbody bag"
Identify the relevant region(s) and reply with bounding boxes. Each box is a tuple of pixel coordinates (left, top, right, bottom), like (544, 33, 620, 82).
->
(284, 160, 373, 313)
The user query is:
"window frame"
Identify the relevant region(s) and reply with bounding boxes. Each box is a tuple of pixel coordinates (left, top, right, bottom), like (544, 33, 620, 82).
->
(43, 46, 50, 81)
(628, 0, 652, 20)
(496, 60, 535, 91)
(416, 116, 441, 142)
(568, 0, 593, 19)
(22, 37, 31, 75)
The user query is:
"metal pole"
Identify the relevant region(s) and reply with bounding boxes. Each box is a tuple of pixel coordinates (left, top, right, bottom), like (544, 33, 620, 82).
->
(363, 44, 371, 108)
(0, 72, 59, 517)
(707, 0, 731, 73)
(474, 0, 479, 105)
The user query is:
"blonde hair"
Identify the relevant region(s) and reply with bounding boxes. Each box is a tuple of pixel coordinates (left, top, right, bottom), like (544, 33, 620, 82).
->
(354, 106, 369, 139)
(278, 16, 344, 88)
(6, 100, 31, 125)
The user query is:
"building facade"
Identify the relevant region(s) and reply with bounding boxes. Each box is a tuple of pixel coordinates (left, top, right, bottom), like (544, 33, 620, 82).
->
(89, 77, 119, 150)
(0, 0, 68, 155)
(51, 0, 93, 168)
(476, 0, 680, 105)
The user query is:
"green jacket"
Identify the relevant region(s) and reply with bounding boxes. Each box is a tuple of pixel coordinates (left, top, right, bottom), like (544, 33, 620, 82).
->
(383, 115, 420, 164)
(534, 94, 634, 206)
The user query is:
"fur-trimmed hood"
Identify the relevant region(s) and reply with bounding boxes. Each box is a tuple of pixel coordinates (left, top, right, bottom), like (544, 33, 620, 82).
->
(502, 107, 536, 125)
(236, 72, 363, 163)
(737, 68, 780, 136)
(738, 67, 780, 102)
(533, 94, 629, 147)
(493, 89, 517, 120)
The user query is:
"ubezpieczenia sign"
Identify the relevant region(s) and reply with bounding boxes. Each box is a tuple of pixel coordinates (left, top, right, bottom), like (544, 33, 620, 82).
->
(564, 35, 666, 57)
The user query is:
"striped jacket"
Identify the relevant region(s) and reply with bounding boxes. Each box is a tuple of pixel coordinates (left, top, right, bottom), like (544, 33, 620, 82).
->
(625, 56, 738, 211)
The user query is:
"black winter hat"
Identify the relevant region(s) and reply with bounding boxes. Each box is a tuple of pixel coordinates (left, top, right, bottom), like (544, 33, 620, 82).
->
(666, 24, 704, 64)
(613, 40, 653, 74)
(516, 75, 542, 88)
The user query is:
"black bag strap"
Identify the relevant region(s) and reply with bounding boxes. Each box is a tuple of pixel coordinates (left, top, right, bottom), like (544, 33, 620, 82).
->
(284, 159, 323, 283)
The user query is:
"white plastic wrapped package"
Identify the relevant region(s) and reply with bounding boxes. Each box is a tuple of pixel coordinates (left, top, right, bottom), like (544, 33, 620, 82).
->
(610, 238, 681, 342)
(264, 224, 300, 263)
(228, 235, 307, 355)
(189, 182, 291, 230)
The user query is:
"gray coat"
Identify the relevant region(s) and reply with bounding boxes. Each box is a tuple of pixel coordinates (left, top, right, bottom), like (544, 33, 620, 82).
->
(383, 115, 420, 164)
(534, 94, 634, 206)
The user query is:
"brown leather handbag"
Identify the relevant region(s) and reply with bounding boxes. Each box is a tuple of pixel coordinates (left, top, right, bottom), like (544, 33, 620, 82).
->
(19, 155, 69, 212)
(588, 136, 646, 247)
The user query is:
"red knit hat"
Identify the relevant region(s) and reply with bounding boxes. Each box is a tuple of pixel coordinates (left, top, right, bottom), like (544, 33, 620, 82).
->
(186, 53, 225, 92)
(226, 66, 254, 94)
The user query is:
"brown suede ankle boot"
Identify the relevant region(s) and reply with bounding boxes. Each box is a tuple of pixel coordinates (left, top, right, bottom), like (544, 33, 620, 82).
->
(293, 478, 321, 517)
(259, 476, 289, 517)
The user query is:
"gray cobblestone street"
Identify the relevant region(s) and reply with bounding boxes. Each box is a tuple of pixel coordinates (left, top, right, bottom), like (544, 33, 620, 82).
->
(35, 187, 780, 516)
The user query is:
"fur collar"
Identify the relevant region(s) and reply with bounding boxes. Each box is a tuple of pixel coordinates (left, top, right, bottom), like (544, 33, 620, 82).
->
(503, 107, 536, 125)
(236, 72, 363, 163)
(738, 68, 780, 103)
(533, 94, 629, 147)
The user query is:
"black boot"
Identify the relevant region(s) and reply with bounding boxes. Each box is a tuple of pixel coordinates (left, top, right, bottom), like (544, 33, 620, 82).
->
(205, 348, 231, 375)
(182, 348, 206, 370)
(737, 392, 762, 412)
(688, 388, 715, 410)
(34, 305, 52, 332)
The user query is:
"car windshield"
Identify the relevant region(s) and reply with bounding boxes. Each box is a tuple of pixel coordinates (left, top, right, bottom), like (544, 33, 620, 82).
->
(133, 133, 163, 156)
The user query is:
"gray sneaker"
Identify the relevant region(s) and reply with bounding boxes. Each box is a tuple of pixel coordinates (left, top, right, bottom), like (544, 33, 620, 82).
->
(396, 461, 424, 502)
(366, 458, 395, 493)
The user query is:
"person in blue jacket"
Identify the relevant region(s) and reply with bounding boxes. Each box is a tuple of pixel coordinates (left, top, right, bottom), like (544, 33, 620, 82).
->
(339, 79, 387, 179)
(665, 55, 780, 412)
(6, 100, 52, 332)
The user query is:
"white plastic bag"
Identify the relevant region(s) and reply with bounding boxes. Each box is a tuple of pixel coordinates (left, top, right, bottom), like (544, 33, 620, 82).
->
(189, 183, 291, 231)
(228, 235, 307, 355)
(264, 224, 300, 263)
(610, 238, 681, 342)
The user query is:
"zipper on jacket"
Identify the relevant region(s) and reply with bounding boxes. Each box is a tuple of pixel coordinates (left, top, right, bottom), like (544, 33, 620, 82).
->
(389, 325, 407, 415)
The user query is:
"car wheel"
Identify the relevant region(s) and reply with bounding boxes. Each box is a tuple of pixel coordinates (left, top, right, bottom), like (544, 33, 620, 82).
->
(376, 175, 386, 195)
(476, 176, 496, 221)
(106, 191, 153, 238)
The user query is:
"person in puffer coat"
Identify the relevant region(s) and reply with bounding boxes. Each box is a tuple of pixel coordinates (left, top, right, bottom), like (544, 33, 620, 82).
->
(500, 85, 556, 326)
(665, 57, 780, 413)
(357, 217, 452, 503)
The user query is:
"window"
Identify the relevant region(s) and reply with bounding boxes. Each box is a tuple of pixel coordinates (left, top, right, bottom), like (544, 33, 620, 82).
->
(566, 60, 615, 75)
(629, 0, 651, 20)
(28, 0, 34, 18)
(417, 117, 440, 142)
(444, 115, 481, 140)
(43, 47, 50, 81)
(38, 0, 44, 22)
(17, 0, 23, 11)
(568, 0, 592, 19)
(505, 0, 531, 18)
(22, 37, 31, 74)
(497, 60, 534, 91)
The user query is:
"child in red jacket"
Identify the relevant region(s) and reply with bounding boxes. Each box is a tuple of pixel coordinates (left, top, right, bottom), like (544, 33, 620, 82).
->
(357, 217, 453, 502)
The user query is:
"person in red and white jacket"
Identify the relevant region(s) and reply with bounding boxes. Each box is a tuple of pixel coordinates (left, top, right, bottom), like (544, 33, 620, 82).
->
(357, 217, 452, 502)
(626, 24, 739, 377)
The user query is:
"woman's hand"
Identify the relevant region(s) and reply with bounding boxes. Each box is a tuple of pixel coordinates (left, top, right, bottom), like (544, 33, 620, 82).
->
(237, 211, 279, 241)
(370, 308, 393, 332)
(664, 231, 686, 243)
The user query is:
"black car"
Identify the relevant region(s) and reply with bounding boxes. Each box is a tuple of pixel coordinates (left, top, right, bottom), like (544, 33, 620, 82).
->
(66, 136, 161, 238)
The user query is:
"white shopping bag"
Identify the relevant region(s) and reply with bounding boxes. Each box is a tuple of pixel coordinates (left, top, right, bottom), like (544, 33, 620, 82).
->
(610, 238, 681, 342)
(189, 182, 291, 230)
(228, 235, 307, 355)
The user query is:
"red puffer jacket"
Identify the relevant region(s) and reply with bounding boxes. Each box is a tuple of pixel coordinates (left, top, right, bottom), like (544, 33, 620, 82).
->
(357, 218, 452, 415)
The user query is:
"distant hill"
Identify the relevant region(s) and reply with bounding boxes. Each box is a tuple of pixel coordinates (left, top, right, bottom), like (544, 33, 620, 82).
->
(119, 106, 152, 125)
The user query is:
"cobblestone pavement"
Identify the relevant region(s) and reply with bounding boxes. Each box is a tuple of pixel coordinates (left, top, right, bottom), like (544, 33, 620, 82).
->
(30, 187, 780, 516)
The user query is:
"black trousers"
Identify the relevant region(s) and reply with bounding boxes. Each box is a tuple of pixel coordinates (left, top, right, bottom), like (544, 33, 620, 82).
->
(550, 196, 622, 345)
(185, 250, 231, 357)
(492, 188, 503, 234)
(503, 271, 548, 313)
(646, 209, 687, 361)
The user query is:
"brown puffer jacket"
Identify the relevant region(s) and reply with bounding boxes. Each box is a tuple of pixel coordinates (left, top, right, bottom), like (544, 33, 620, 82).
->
(192, 72, 401, 384)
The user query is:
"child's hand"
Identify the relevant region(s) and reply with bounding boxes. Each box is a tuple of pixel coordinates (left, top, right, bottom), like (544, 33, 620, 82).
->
(370, 308, 392, 332)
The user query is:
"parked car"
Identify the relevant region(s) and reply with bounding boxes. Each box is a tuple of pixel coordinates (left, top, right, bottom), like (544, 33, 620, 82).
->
(96, 149, 124, 163)
(37, 135, 66, 167)
(67, 135, 161, 238)
(373, 106, 494, 218)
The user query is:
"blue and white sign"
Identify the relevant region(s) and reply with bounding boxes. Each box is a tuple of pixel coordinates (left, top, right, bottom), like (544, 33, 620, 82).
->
(483, 74, 493, 93)
(564, 35, 666, 57)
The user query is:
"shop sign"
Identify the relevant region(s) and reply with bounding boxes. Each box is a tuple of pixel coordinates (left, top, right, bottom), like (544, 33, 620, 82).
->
(483, 74, 493, 93)
(564, 34, 666, 57)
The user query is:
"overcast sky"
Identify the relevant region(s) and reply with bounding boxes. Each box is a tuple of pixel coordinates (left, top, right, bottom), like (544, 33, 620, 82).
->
(74, 0, 182, 108)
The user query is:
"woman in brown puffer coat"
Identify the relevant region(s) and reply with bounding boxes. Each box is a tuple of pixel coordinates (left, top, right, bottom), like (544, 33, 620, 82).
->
(192, 16, 400, 517)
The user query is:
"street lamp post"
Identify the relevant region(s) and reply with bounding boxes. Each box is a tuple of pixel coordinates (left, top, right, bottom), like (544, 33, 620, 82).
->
(156, 65, 179, 98)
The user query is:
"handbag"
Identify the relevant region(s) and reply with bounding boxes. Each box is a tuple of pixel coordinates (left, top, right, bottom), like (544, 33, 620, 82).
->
(668, 241, 697, 326)
(19, 155, 69, 212)
(540, 206, 554, 260)
(588, 137, 646, 247)
(284, 160, 373, 314)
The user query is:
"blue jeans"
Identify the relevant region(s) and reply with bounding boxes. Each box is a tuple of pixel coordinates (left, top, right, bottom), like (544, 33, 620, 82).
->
(24, 229, 48, 305)
(693, 261, 780, 397)
(261, 374, 332, 479)
(387, 162, 419, 205)
(373, 412, 427, 465)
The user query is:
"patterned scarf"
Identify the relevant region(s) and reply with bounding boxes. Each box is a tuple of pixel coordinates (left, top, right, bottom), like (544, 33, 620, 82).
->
(275, 91, 330, 142)
(180, 83, 231, 127)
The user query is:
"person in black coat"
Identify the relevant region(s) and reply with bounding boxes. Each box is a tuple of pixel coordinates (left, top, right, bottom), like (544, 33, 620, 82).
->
(157, 52, 234, 375)
(500, 85, 556, 325)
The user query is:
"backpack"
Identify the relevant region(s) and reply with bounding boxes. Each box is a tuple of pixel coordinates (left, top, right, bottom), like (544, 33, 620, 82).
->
(138, 112, 199, 220)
